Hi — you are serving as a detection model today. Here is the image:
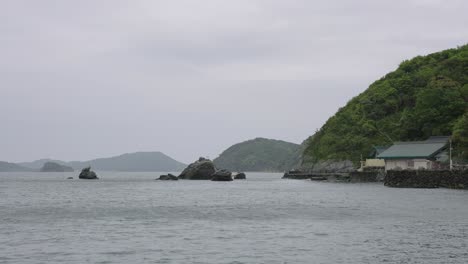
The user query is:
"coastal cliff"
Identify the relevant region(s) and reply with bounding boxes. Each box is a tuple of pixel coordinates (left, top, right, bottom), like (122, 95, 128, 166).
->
(301, 45, 468, 170)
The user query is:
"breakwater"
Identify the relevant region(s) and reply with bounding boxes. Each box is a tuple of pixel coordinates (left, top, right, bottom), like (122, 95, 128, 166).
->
(385, 170, 468, 189)
(282, 171, 381, 182)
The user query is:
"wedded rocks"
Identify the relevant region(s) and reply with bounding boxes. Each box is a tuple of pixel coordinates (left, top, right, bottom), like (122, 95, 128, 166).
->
(79, 167, 99, 180)
(157, 174, 179, 181)
(234, 172, 246, 180)
(178, 157, 216, 180)
(211, 169, 233, 181)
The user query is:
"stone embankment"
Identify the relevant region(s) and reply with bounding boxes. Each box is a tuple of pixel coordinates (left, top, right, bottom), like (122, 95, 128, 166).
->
(385, 170, 468, 189)
(282, 171, 382, 183)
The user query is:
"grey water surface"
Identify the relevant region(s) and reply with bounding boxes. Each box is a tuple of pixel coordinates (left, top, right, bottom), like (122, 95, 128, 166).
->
(1, 172, 467, 264)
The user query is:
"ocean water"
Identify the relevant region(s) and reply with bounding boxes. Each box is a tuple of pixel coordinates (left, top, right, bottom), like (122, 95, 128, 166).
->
(0, 172, 467, 264)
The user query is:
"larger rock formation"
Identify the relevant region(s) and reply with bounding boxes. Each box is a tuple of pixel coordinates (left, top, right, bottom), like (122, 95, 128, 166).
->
(178, 157, 216, 180)
(79, 167, 99, 180)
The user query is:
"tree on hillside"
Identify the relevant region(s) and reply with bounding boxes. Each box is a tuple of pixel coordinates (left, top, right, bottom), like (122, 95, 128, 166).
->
(453, 113, 468, 161)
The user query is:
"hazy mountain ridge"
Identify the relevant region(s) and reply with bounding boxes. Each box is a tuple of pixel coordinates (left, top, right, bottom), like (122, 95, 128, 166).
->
(12, 152, 186, 172)
(40, 162, 74, 172)
(0, 161, 33, 172)
(18, 159, 70, 170)
(213, 138, 301, 172)
(69, 152, 186, 172)
(302, 44, 468, 168)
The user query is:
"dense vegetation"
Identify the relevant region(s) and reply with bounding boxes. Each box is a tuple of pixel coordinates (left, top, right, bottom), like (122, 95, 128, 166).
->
(214, 138, 301, 172)
(303, 44, 468, 166)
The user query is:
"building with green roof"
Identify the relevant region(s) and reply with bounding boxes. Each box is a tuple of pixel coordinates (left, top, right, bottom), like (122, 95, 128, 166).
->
(377, 136, 450, 171)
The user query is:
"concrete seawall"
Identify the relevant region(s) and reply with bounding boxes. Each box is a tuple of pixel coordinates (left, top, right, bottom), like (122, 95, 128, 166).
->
(385, 170, 468, 189)
(282, 171, 382, 183)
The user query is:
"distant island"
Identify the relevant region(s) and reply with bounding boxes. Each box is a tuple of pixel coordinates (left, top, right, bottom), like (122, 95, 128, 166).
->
(213, 138, 302, 172)
(67, 152, 186, 172)
(40, 162, 74, 172)
(9, 152, 186, 172)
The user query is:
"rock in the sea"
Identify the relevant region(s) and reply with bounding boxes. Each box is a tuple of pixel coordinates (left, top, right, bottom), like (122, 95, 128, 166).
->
(234, 172, 246, 180)
(178, 157, 217, 180)
(157, 174, 179, 181)
(67, 177, 74, 180)
(79, 167, 98, 180)
(211, 169, 233, 181)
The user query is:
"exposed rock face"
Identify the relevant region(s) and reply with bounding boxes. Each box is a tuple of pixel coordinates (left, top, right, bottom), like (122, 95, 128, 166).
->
(178, 157, 216, 180)
(234, 172, 246, 180)
(79, 167, 98, 180)
(40, 162, 74, 172)
(211, 169, 233, 181)
(300, 159, 356, 173)
(157, 174, 179, 181)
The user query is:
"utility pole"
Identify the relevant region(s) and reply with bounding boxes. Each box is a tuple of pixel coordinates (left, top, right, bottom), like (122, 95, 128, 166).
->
(450, 138, 453, 171)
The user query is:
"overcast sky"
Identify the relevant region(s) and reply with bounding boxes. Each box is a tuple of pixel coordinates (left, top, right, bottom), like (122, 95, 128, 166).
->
(1, 0, 467, 163)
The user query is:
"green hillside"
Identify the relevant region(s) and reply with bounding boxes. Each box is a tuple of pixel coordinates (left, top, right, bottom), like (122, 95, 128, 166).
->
(303, 44, 468, 167)
(214, 138, 300, 172)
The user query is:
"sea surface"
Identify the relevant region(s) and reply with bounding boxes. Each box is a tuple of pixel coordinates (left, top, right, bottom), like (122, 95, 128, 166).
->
(0, 172, 467, 264)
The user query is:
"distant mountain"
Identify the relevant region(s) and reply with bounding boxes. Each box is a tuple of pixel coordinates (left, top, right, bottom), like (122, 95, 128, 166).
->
(40, 162, 74, 172)
(17, 152, 186, 172)
(213, 138, 301, 172)
(18, 159, 69, 170)
(0, 161, 32, 172)
(69, 152, 186, 172)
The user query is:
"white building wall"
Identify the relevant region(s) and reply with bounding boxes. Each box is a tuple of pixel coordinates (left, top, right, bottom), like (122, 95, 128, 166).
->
(385, 159, 432, 171)
(365, 159, 385, 167)
(414, 159, 430, 170)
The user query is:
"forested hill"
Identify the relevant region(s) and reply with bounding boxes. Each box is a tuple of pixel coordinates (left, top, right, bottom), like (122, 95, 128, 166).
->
(214, 138, 301, 172)
(302, 44, 468, 167)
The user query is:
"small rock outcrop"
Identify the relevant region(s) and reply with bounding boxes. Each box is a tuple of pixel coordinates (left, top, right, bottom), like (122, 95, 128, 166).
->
(67, 177, 74, 180)
(157, 174, 179, 181)
(211, 169, 233, 181)
(79, 167, 98, 180)
(40, 162, 74, 172)
(178, 157, 216, 180)
(234, 172, 246, 180)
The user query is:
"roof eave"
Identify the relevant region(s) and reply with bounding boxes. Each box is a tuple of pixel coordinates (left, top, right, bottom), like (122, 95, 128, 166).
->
(378, 156, 431, 160)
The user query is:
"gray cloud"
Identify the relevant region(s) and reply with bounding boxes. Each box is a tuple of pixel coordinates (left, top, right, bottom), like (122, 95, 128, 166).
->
(1, 0, 467, 163)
